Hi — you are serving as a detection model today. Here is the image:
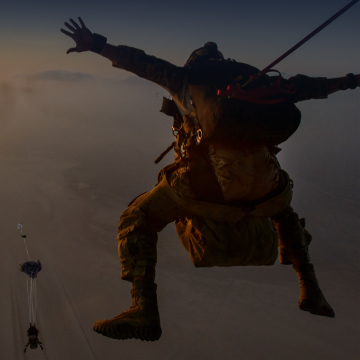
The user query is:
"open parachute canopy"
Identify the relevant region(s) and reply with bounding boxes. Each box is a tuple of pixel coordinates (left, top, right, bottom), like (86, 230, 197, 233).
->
(19, 261, 42, 279)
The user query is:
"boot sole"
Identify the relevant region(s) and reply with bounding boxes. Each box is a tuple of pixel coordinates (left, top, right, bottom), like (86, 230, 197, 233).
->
(93, 323, 162, 342)
(299, 299, 335, 318)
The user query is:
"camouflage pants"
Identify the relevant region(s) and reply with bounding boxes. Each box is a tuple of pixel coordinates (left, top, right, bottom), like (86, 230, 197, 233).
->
(117, 167, 191, 281)
(117, 166, 308, 281)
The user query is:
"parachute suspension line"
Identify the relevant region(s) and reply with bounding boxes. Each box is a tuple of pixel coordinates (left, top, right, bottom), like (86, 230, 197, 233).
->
(32, 277, 36, 324)
(29, 277, 33, 323)
(26, 275, 37, 324)
(241, 0, 360, 88)
(31, 277, 36, 324)
(30, 278, 33, 324)
(33, 278, 37, 324)
(26, 277, 31, 323)
(30, 278, 33, 323)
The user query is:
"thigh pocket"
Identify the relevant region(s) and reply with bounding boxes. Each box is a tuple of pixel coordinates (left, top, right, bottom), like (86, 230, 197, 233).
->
(175, 215, 278, 267)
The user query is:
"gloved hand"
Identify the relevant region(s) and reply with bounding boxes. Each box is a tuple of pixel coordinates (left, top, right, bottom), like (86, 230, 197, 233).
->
(61, 17, 94, 54)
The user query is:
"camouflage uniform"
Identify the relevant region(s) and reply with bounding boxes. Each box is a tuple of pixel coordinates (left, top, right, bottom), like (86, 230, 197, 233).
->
(93, 44, 336, 341)
(112, 45, 329, 281)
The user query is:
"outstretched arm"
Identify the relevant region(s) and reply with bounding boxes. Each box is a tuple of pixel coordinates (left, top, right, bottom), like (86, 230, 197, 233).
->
(283, 73, 359, 102)
(327, 74, 360, 95)
(60, 17, 121, 62)
(60, 17, 184, 92)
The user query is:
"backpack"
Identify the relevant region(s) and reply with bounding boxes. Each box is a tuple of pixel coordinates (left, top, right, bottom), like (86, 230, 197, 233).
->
(186, 59, 301, 147)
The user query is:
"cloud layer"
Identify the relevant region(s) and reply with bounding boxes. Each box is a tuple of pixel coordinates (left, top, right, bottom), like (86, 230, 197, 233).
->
(27, 70, 94, 82)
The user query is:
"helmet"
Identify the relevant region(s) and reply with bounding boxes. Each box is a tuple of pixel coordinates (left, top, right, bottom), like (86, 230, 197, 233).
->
(184, 42, 224, 67)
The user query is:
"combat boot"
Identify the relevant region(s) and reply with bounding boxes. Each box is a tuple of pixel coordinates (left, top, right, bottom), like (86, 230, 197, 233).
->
(93, 279, 162, 341)
(272, 207, 312, 265)
(272, 207, 334, 318)
(294, 263, 335, 318)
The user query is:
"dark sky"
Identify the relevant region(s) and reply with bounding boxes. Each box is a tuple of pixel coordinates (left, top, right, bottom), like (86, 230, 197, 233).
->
(1, 0, 359, 77)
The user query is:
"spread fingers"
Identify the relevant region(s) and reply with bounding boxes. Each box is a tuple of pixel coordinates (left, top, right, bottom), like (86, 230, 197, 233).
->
(64, 22, 76, 32)
(78, 17, 86, 28)
(69, 18, 80, 29)
(60, 29, 73, 37)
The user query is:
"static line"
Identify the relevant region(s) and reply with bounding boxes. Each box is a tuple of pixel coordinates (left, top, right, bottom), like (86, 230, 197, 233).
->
(242, 0, 360, 88)
(23, 238, 30, 261)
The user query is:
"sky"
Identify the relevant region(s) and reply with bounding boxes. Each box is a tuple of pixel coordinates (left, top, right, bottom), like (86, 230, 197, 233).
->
(1, 0, 359, 78)
(1, 0, 359, 198)
(0, 1, 359, 359)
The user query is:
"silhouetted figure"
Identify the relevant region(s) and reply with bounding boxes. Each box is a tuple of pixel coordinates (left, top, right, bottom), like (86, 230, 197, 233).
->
(24, 323, 43, 352)
(61, 17, 359, 341)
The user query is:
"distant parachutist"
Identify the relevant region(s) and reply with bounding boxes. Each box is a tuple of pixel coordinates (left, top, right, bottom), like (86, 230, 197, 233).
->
(24, 323, 43, 352)
(18, 223, 43, 349)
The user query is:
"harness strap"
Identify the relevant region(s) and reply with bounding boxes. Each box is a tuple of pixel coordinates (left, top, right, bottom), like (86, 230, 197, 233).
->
(217, 70, 294, 104)
(217, 86, 287, 104)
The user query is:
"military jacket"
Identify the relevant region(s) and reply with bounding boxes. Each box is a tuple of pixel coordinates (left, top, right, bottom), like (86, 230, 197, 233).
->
(112, 46, 329, 202)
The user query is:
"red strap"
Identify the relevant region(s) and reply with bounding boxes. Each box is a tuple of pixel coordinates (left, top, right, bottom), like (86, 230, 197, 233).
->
(217, 85, 287, 104)
(217, 69, 295, 104)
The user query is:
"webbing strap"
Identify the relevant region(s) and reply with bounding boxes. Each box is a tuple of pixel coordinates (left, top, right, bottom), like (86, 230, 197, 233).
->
(217, 69, 292, 104)
(217, 86, 287, 104)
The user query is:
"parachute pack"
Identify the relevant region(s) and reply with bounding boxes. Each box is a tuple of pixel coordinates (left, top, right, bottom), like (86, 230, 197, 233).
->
(187, 59, 302, 147)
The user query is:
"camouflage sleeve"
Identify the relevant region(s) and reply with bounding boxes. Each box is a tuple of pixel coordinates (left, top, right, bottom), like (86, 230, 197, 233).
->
(285, 74, 329, 102)
(112, 45, 185, 93)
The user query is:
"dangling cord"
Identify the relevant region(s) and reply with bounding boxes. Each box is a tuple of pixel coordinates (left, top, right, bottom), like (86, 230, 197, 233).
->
(23, 238, 30, 262)
(17, 224, 30, 261)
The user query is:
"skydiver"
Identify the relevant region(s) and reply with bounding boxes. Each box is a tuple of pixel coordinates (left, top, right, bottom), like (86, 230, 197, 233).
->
(24, 323, 43, 352)
(60, 17, 359, 341)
